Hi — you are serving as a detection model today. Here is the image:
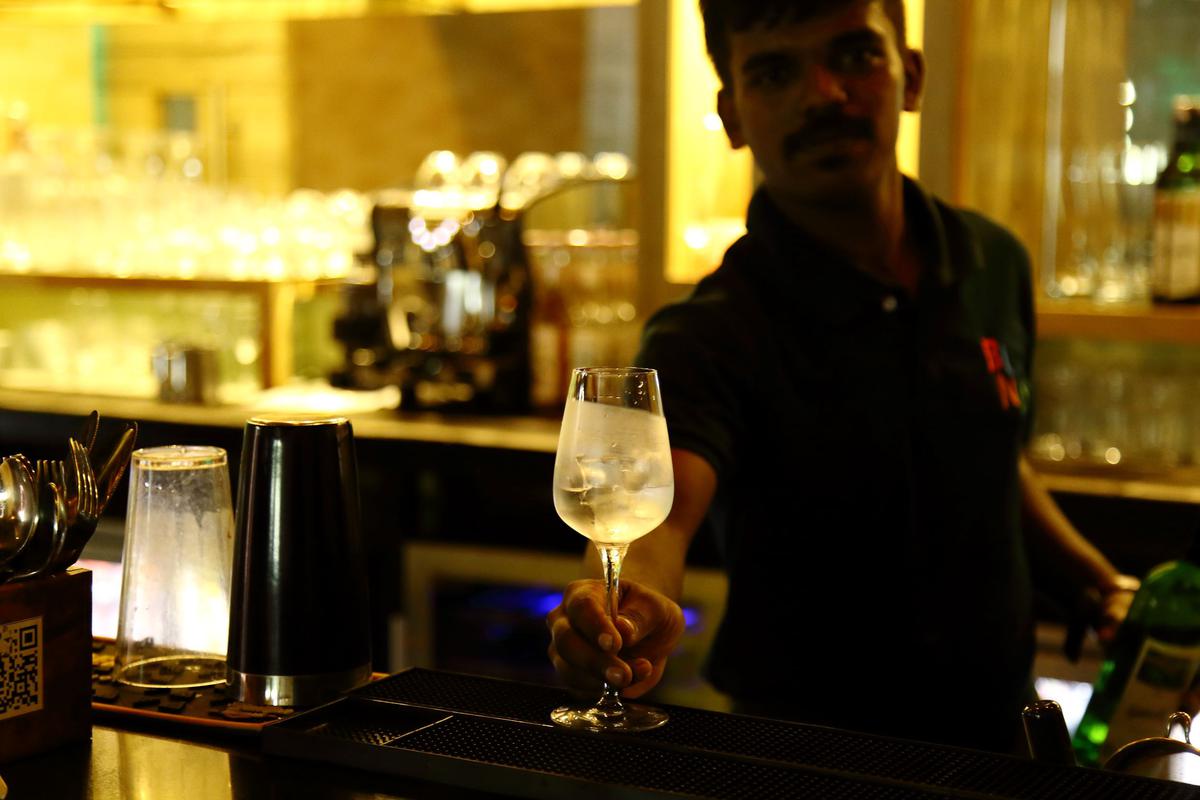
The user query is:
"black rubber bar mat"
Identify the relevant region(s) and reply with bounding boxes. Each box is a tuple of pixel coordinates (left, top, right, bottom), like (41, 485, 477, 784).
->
(261, 668, 1200, 800)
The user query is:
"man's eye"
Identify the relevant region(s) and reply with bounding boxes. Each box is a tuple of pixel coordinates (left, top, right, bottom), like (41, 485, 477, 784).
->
(747, 63, 793, 89)
(832, 45, 886, 73)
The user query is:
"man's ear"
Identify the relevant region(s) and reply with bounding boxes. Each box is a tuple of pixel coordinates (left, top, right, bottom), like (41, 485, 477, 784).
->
(717, 89, 746, 149)
(902, 48, 926, 113)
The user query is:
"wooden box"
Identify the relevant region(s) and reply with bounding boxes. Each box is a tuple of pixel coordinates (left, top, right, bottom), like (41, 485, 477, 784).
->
(0, 568, 91, 763)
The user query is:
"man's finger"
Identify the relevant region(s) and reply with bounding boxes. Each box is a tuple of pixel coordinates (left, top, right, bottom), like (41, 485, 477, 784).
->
(563, 581, 622, 652)
(549, 616, 632, 688)
(621, 658, 667, 699)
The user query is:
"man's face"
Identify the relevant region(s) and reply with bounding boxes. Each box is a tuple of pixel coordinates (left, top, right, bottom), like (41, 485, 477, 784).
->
(717, 1, 924, 207)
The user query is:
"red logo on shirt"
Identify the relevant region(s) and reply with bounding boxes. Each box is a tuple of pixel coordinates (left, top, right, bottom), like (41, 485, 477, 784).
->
(980, 337, 1021, 411)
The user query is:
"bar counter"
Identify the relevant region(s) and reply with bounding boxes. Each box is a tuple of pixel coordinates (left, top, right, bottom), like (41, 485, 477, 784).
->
(0, 388, 560, 454)
(4, 387, 1200, 504)
(7, 675, 1196, 800)
(1, 723, 507, 800)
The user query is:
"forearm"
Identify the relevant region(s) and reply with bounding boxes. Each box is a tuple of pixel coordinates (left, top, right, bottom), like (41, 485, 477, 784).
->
(583, 522, 693, 601)
(1019, 456, 1125, 594)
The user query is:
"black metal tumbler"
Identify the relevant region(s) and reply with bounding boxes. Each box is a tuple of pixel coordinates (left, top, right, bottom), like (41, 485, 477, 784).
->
(226, 415, 372, 707)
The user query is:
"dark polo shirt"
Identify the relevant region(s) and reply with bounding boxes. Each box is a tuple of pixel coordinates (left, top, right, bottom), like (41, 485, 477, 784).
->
(636, 179, 1036, 752)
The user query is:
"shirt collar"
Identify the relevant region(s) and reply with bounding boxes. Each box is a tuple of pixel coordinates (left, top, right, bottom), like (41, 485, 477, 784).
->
(741, 177, 982, 326)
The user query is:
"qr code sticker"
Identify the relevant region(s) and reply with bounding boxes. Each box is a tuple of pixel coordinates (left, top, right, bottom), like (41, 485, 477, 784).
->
(0, 616, 43, 721)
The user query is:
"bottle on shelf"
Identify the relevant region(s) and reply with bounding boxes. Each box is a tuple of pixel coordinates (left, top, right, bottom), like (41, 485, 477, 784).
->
(1072, 530, 1200, 766)
(527, 234, 571, 413)
(1151, 96, 1200, 302)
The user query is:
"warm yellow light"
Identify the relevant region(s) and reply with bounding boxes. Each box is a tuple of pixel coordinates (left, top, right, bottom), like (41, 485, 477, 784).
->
(897, 0, 924, 177)
(664, 0, 753, 284)
(0, 0, 635, 23)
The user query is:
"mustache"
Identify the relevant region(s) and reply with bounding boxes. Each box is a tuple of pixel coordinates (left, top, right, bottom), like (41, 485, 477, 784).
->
(783, 115, 875, 156)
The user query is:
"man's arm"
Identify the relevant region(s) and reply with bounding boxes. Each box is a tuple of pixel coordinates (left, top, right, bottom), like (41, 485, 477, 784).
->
(1019, 455, 1139, 644)
(547, 449, 717, 697)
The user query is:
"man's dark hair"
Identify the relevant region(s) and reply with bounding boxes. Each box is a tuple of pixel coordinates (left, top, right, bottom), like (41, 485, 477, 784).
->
(700, 0, 908, 86)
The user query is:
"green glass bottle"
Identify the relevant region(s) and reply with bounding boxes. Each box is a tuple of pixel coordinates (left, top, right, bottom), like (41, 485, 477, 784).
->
(1072, 534, 1200, 767)
(1151, 96, 1200, 302)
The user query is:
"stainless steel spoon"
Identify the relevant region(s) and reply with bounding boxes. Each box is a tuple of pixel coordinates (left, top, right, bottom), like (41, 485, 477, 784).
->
(0, 456, 37, 568)
(1, 469, 67, 583)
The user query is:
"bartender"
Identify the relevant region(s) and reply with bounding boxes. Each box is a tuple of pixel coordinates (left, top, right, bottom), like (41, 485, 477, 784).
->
(547, 0, 1138, 752)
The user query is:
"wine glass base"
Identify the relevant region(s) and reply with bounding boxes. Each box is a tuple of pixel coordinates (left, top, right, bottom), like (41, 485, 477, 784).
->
(550, 702, 668, 733)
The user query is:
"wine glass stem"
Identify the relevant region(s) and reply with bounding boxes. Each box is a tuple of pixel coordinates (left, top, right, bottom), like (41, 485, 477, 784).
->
(598, 543, 629, 716)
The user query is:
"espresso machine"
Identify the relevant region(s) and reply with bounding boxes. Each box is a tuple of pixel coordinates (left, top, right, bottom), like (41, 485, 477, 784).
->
(331, 150, 635, 414)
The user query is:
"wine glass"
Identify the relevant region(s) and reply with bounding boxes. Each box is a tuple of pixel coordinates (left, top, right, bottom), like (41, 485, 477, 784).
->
(551, 366, 674, 732)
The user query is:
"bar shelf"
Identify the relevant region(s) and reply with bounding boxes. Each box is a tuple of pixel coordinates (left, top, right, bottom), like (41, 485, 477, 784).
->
(1037, 298, 1200, 345)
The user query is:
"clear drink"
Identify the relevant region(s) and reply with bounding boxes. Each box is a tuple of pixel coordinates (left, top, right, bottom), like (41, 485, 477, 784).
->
(554, 479, 673, 544)
(553, 398, 673, 544)
(550, 369, 674, 733)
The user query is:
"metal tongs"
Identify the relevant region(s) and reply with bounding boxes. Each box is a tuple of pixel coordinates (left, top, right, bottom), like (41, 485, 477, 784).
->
(0, 411, 136, 584)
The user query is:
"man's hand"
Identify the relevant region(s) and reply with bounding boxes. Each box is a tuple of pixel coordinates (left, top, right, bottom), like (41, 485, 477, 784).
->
(1093, 574, 1141, 646)
(547, 578, 686, 699)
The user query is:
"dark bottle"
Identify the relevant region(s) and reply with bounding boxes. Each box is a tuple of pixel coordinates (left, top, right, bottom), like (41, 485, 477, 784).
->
(527, 232, 571, 413)
(1072, 532, 1200, 766)
(1151, 96, 1200, 302)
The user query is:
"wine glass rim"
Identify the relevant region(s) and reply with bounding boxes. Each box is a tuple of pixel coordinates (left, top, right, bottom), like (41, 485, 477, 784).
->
(572, 366, 656, 376)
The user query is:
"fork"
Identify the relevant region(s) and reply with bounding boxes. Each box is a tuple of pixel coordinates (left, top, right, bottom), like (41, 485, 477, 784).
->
(46, 439, 101, 575)
(32, 461, 69, 575)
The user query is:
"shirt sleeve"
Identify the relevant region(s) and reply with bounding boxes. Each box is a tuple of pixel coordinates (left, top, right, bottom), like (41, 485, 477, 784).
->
(1012, 232, 1036, 445)
(634, 296, 747, 483)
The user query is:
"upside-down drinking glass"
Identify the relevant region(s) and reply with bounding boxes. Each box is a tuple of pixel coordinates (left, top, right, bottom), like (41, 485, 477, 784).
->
(115, 446, 233, 688)
(551, 367, 674, 732)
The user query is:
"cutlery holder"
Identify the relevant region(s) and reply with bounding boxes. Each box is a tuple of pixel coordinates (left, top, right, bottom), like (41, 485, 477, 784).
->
(0, 568, 91, 763)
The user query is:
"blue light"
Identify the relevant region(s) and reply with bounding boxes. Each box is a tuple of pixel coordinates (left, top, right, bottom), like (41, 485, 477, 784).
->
(448, 583, 706, 634)
(531, 589, 562, 618)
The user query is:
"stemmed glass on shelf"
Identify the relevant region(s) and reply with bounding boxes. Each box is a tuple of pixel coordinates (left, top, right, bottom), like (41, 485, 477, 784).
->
(551, 367, 674, 732)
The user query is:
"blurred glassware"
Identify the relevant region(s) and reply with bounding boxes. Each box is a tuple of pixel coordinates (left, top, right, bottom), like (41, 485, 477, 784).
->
(1030, 340, 1200, 472)
(524, 227, 640, 410)
(0, 121, 369, 282)
(1050, 143, 1165, 303)
(152, 341, 217, 405)
(500, 151, 559, 212)
(114, 445, 234, 688)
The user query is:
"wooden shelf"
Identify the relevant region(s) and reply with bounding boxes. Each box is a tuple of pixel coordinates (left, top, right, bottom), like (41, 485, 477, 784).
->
(0, 0, 633, 24)
(1036, 298, 1200, 345)
(1032, 458, 1200, 505)
(0, 272, 340, 389)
